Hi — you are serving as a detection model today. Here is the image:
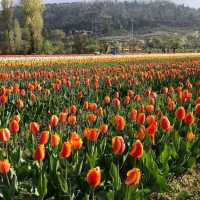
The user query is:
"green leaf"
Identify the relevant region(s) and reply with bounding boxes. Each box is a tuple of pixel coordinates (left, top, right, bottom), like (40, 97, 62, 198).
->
(57, 174, 68, 193)
(38, 173, 48, 200)
(106, 191, 115, 200)
(170, 145, 178, 159)
(86, 149, 98, 168)
(109, 162, 121, 191)
(83, 194, 90, 200)
(176, 191, 192, 200)
(160, 144, 170, 164)
(142, 150, 168, 191)
(186, 157, 196, 168)
(50, 155, 59, 174)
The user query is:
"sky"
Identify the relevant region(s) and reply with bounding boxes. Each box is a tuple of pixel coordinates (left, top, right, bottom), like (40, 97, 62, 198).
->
(10, 0, 200, 9)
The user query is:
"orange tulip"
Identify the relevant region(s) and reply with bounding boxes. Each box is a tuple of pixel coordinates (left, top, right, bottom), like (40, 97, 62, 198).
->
(67, 115, 76, 125)
(112, 136, 126, 155)
(16, 99, 24, 109)
(146, 115, 156, 125)
(175, 106, 186, 121)
(0, 95, 8, 104)
(195, 104, 200, 115)
(40, 131, 49, 145)
(70, 132, 83, 150)
(0, 128, 10, 142)
(34, 145, 45, 161)
(9, 120, 19, 134)
(127, 90, 134, 98)
(195, 97, 200, 105)
(139, 105, 145, 113)
(157, 110, 163, 118)
(134, 95, 141, 102)
(99, 123, 108, 134)
(167, 100, 176, 112)
(137, 112, 146, 125)
(51, 134, 60, 147)
(136, 126, 146, 141)
(130, 140, 143, 159)
(0, 160, 10, 174)
(96, 107, 104, 117)
(30, 93, 37, 102)
(186, 131, 195, 141)
(146, 122, 157, 145)
(84, 128, 100, 141)
(112, 98, 120, 107)
(83, 101, 89, 110)
(86, 166, 101, 188)
(129, 109, 137, 122)
(124, 96, 130, 105)
(45, 89, 50, 96)
(114, 115, 126, 131)
(160, 116, 172, 132)
(185, 112, 194, 126)
(59, 112, 67, 123)
(88, 103, 97, 111)
(125, 168, 141, 187)
(49, 115, 59, 127)
(59, 142, 72, 158)
(146, 104, 154, 113)
(12, 114, 20, 123)
(70, 105, 77, 114)
(20, 89, 26, 97)
(87, 113, 97, 123)
(29, 122, 40, 135)
(104, 96, 110, 105)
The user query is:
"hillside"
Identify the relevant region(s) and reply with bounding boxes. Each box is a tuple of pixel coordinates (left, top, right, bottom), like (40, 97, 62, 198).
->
(13, 1, 200, 37)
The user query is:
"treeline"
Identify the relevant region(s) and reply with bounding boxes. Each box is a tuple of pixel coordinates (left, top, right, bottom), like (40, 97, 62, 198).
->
(0, 0, 102, 54)
(0, 0, 43, 54)
(40, 1, 200, 35)
(1, 0, 200, 54)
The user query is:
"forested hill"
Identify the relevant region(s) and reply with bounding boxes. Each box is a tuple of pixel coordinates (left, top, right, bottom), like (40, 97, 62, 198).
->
(15, 0, 200, 36)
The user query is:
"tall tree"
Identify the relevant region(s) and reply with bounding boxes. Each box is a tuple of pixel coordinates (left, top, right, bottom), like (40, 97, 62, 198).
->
(0, 0, 14, 53)
(21, 0, 44, 53)
(13, 18, 22, 53)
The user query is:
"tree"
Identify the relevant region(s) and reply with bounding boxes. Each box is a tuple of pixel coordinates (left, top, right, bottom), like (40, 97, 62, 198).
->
(42, 40, 55, 54)
(168, 36, 183, 53)
(13, 18, 22, 53)
(48, 29, 66, 53)
(146, 37, 164, 52)
(0, 0, 14, 53)
(72, 33, 90, 53)
(21, 0, 44, 53)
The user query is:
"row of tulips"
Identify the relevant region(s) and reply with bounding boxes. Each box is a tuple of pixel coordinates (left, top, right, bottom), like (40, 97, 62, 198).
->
(0, 59, 200, 199)
(0, 53, 200, 67)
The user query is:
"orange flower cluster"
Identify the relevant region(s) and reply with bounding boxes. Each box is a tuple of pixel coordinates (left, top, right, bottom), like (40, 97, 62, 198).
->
(1, 57, 200, 198)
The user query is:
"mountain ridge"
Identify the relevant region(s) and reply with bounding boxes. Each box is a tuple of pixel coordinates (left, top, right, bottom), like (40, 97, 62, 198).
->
(12, 0, 200, 9)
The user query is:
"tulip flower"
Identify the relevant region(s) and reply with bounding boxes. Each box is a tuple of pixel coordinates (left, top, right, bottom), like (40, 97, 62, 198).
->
(86, 166, 101, 188)
(125, 168, 141, 187)
(112, 136, 125, 155)
(59, 141, 72, 158)
(130, 140, 143, 159)
(0, 160, 11, 174)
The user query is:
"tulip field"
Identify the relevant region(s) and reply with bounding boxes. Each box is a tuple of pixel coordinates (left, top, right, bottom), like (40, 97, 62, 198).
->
(0, 54, 200, 199)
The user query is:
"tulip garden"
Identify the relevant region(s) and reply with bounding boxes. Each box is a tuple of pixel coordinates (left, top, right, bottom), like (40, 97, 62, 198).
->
(0, 54, 200, 199)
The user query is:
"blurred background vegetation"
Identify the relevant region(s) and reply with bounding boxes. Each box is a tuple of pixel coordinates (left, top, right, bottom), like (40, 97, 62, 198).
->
(1, 0, 200, 54)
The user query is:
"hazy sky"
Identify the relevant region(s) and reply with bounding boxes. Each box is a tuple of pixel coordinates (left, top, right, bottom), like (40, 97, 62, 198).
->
(11, 0, 200, 8)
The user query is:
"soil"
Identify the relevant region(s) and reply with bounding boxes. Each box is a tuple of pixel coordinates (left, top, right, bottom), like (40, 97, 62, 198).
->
(149, 165, 200, 200)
